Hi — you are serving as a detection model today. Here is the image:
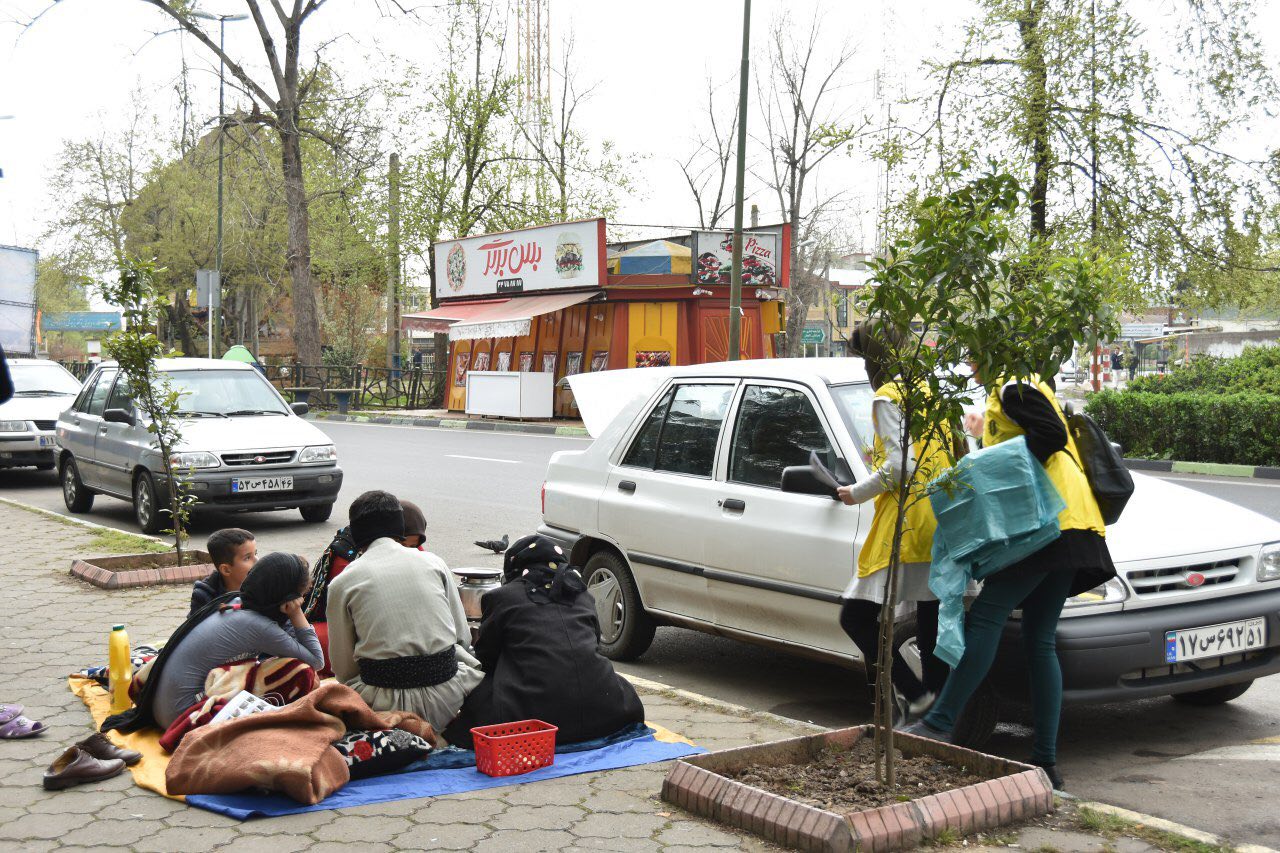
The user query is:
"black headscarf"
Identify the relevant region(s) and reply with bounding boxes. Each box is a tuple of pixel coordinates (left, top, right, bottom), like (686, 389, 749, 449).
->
(846, 319, 904, 391)
(502, 534, 586, 604)
(350, 497, 405, 550)
(101, 552, 309, 734)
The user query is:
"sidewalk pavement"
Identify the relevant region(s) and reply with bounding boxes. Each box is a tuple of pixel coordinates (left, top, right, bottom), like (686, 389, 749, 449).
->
(0, 501, 1244, 852)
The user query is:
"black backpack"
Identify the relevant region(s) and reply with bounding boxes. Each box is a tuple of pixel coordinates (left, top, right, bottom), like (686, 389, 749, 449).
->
(1063, 403, 1134, 525)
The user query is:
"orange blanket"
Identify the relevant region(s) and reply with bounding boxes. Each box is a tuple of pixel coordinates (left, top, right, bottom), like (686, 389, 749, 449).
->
(165, 681, 436, 805)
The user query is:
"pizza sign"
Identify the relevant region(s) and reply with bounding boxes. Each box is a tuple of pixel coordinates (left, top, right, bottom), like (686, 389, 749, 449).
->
(435, 219, 605, 298)
(693, 229, 781, 286)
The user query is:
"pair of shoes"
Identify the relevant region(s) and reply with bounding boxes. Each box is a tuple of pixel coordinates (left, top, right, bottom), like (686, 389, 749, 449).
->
(1031, 760, 1065, 791)
(0, 703, 45, 739)
(895, 719, 953, 743)
(41, 734, 142, 791)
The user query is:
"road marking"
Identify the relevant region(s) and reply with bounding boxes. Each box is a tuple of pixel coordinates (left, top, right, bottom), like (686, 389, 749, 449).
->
(1176, 743, 1280, 761)
(1150, 474, 1280, 489)
(445, 454, 522, 464)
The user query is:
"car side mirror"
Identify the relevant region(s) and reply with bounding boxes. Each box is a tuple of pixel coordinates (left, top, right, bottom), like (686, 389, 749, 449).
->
(103, 408, 135, 426)
(290, 402, 310, 416)
(781, 465, 840, 499)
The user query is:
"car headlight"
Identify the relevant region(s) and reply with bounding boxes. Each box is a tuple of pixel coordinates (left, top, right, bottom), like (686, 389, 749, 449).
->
(169, 451, 221, 470)
(299, 445, 337, 464)
(1064, 576, 1130, 608)
(0, 420, 29, 432)
(1260, 543, 1280, 582)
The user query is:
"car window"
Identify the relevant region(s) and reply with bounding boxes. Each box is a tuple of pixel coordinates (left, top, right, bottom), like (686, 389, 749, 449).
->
(654, 384, 734, 477)
(106, 377, 135, 418)
(729, 385, 836, 489)
(622, 388, 674, 469)
(84, 370, 117, 417)
(72, 372, 100, 413)
(166, 369, 289, 415)
(829, 382, 876, 466)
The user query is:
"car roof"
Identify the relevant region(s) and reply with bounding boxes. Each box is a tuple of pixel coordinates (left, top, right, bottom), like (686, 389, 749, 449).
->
(7, 358, 62, 367)
(654, 357, 869, 385)
(94, 357, 255, 372)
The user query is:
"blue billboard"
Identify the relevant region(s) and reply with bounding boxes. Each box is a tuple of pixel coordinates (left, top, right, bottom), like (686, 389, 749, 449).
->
(41, 311, 123, 332)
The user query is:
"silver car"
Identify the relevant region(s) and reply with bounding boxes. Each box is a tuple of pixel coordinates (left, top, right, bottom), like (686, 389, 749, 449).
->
(56, 358, 343, 533)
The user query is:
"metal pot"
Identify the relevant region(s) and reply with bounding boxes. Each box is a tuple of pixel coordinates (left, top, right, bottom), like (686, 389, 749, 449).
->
(451, 567, 503, 638)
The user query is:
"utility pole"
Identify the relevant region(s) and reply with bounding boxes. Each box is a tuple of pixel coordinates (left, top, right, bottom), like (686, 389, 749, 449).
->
(728, 0, 752, 361)
(386, 152, 402, 371)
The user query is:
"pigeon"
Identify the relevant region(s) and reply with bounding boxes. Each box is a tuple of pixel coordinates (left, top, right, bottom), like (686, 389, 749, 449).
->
(474, 534, 509, 554)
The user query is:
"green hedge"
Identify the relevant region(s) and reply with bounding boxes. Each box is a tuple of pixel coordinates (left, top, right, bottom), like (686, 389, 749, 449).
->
(1127, 345, 1280, 395)
(1086, 389, 1280, 467)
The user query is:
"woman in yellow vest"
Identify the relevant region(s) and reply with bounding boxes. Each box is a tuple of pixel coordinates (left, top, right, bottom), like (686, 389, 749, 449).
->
(837, 321, 954, 722)
(901, 368, 1116, 791)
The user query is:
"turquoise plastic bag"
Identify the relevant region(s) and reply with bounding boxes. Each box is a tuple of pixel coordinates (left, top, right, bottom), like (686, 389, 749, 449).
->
(927, 437, 1065, 667)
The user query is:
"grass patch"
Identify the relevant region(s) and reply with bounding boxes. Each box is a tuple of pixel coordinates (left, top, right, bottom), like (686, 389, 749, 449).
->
(1076, 807, 1231, 853)
(85, 528, 170, 555)
(925, 827, 961, 847)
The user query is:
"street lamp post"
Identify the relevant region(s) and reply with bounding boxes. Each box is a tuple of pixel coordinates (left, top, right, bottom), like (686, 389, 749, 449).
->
(193, 11, 248, 358)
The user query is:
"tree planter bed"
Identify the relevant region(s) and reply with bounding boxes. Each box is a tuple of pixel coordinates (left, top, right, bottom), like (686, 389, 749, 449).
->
(661, 724, 1053, 852)
(71, 551, 214, 590)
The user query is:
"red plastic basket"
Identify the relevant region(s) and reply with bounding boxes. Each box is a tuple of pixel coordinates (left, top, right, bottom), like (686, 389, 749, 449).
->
(471, 719, 559, 777)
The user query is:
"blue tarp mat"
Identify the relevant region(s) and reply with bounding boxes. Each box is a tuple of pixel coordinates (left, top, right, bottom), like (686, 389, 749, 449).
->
(186, 726, 703, 820)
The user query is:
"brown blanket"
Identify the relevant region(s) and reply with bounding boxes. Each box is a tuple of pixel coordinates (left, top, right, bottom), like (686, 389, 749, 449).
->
(166, 681, 436, 804)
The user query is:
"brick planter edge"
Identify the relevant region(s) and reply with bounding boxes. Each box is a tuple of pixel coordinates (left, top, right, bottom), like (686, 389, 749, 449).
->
(71, 551, 215, 590)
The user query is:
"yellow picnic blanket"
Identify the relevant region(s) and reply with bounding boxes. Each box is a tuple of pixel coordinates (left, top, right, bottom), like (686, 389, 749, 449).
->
(69, 676, 182, 800)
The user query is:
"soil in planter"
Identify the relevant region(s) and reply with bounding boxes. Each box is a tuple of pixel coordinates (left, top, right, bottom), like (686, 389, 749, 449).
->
(727, 737, 986, 814)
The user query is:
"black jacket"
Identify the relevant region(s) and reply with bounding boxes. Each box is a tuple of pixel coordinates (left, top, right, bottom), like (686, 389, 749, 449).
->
(444, 577, 644, 748)
(189, 572, 228, 617)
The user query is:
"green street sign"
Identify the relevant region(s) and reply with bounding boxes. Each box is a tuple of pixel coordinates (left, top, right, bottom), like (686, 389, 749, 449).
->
(801, 326, 826, 344)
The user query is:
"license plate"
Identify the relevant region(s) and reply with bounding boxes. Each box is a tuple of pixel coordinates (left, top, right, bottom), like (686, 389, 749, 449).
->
(1165, 618, 1267, 663)
(231, 476, 294, 493)
(37, 436, 54, 448)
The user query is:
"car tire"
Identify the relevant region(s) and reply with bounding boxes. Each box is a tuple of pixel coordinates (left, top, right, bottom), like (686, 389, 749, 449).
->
(584, 549, 656, 661)
(1172, 680, 1253, 707)
(61, 457, 94, 513)
(300, 503, 334, 523)
(133, 472, 164, 535)
(893, 616, 997, 750)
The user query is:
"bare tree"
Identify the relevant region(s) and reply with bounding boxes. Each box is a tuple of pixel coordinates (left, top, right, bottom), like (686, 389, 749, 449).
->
(678, 77, 740, 229)
(756, 12, 867, 356)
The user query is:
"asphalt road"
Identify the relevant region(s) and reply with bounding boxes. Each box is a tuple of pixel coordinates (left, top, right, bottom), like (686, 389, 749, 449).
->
(4, 424, 1279, 846)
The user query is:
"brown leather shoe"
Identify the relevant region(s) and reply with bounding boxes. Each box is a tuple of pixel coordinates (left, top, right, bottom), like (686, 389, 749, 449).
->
(42, 746, 125, 790)
(76, 732, 142, 767)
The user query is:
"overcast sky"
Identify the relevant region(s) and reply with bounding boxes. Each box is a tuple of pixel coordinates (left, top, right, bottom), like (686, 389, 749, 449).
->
(0, 0, 1275, 258)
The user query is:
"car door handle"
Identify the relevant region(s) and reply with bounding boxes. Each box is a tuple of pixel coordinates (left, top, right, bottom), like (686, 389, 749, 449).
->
(618, 480, 637, 493)
(720, 498, 746, 512)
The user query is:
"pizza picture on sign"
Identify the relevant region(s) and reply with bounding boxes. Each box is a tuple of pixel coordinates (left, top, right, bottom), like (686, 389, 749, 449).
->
(555, 233, 584, 279)
(446, 242, 467, 292)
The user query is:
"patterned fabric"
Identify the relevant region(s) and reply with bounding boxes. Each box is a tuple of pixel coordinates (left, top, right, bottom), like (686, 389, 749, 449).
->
(159, 656, 318, 753)
(333, 728, 433, 779)
(75, 646, 161, 690)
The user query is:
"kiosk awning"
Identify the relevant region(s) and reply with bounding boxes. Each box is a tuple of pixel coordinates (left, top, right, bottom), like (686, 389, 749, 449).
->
(448, 291, 600, 341)
(402, 301, 506, 334)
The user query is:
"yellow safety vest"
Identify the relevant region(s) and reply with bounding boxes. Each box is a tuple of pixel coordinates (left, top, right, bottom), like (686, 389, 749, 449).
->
(984, 375, 1106, 536)
(857, 380, 954, 577)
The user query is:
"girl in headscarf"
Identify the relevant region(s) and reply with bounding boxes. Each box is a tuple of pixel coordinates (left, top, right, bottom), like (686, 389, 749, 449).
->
(103, 553, 324, 733)
(838, 319, 955, 722)
(442, 535, 645, 749)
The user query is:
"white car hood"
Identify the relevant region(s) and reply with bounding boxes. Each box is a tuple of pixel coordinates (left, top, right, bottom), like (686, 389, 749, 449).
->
(0, 395, 77, 422)
(568, 368, 674, 437)
(172, 415, 331, 453)
(1105, 472, 1280, 562)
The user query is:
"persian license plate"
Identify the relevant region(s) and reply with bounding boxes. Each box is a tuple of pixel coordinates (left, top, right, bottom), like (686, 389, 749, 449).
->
(231, 476, 294, 494)
(1165, 618, 1267, 663)
(37, 436, 54, 447)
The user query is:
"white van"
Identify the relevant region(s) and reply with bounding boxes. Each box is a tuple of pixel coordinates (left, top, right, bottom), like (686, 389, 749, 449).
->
(56, 358, 343, 533)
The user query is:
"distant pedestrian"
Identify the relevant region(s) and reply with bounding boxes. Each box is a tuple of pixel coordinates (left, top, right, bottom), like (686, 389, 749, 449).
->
(1127, 349, 1138, 381)
(837, 320, 954, 722)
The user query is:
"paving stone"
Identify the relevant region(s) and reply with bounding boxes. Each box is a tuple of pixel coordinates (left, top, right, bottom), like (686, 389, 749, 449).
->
(22, 788, 126, 816)
(571, 811, 669, 838)
(654, 820, 745, 847)
(576, 789, 658, 813)
(499, 779, 590, 806)
(133, 825, 243, 851)
(586, 767, 670, 793)
(566, 837, 662, 853)
(406, 795, 507, 825)
(489, 804, 586, 831)
(308, 843, 393, 853)
(58, 817, 160, 847)
(472, 828, 583, 852)
(162, 806, 244, 828)
(215, 834, 317, 853)
(234, 810, 338, 834)
(0, 810, 85, 840)
(312, 813, 409, 844)
(390, 821, 491, 849)
(1016, 826, 1156, 852)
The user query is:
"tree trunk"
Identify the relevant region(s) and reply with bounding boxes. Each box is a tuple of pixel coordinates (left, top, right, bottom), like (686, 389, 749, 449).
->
(1020, 0, 1050, 241)
(280, 120, 321, 365)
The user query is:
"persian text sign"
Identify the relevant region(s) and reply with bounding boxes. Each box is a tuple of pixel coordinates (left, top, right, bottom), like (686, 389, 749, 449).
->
(435, 219, 606, 298)
(693, 229, 781, 287)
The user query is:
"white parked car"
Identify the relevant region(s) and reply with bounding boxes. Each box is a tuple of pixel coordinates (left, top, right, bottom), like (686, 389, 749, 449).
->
(540, 358, 1280, 744)
(56, 358, 343, 533)
(0, 359, 84, 470)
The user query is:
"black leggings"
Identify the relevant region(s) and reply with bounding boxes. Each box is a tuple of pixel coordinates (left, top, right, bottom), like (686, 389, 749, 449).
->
(839, 598, 946, 702)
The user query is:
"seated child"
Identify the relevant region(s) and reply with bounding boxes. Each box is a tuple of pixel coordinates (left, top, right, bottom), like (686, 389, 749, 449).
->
(190, 528, 257, 617)
(103, 552, 324, 733)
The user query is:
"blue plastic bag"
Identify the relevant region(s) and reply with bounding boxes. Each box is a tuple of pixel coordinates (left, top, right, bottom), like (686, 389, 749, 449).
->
(927, 437, 1065, 666)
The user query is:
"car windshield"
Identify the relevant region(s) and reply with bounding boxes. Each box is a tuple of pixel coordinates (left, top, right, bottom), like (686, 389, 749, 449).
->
(828, 382, 875, 466)
(166, 369, 289, 417)
(9, 363, 83, 396)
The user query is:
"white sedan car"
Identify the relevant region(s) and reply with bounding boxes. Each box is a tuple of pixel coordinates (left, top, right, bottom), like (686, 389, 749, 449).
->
(0, 359, 83, 469)
(539, 358, 1280, 744)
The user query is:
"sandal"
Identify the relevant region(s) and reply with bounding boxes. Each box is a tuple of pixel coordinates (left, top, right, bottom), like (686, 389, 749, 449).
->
(0, 704, 23, 725)
(0, 712, 45, 739)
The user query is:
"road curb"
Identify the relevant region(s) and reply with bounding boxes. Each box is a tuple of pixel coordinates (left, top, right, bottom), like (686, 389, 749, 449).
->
(1125, 457, 1280, 480)
(1078, 801, 1277, 852)
(0, 496, 169, 545)
(309, 412, 590, 437)
(622, 673, 827, 735)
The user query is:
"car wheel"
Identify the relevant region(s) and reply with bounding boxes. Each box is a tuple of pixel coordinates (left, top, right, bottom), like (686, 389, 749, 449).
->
(133, 472, 164, 535)
(584, 549, 656, 661)
(61, 457, 94, 513)
(1172, 680, 1253, 707)
(300, 503, 334, 523)
(894, 615, 997, 749)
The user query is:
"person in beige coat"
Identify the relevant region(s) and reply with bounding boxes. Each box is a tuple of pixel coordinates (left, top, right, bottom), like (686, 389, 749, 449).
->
(325, 491, 482, 733)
